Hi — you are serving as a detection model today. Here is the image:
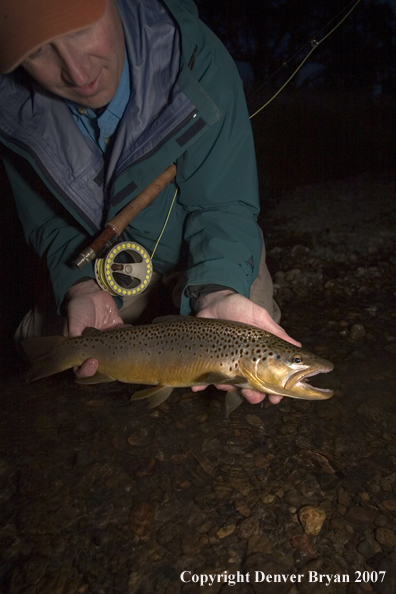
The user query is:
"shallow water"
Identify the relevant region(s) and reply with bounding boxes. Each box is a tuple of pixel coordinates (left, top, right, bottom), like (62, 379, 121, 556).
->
(1, 291, 396, 594)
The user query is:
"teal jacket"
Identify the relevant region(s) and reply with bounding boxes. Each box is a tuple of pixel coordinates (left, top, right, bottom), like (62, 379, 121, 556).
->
(0, 0, 262, 314)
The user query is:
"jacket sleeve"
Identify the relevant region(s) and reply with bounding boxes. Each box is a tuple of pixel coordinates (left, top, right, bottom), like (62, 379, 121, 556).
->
(2, 154, 96, 312)
(176, 25, 263, 314)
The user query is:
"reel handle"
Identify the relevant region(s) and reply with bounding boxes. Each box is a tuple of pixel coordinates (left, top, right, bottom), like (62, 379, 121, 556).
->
(73, 163, 177, 269)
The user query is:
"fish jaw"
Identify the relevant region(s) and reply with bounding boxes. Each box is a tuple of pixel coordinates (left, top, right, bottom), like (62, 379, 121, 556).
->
(239, 355, 334, 401)
(283, 357, 334, 399)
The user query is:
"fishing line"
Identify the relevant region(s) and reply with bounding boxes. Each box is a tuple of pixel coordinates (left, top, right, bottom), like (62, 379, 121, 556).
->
(151, 185, 179, 259)
(249, 0, 364, 119)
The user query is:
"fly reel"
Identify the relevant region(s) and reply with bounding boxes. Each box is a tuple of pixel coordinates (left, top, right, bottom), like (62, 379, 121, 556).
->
(95, 241, 152, 297)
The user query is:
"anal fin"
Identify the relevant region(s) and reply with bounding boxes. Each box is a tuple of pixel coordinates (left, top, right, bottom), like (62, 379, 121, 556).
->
(225, 388, 244, 418)
(131, 385, 174, 409)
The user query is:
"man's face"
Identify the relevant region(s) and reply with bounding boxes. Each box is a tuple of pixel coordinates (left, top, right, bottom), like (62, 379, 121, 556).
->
(22, 0, 125, 109)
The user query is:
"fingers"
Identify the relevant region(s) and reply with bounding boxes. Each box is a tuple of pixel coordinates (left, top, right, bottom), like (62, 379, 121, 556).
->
(74, 358, 99, 378)
(191, 384, 284, 406)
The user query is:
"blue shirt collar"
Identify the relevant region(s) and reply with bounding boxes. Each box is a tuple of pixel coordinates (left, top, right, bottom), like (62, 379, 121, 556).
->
(65, 50, 130, 153)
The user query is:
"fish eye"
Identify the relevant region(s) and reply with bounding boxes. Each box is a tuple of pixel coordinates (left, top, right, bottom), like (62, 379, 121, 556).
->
(292, 355, 303, 364)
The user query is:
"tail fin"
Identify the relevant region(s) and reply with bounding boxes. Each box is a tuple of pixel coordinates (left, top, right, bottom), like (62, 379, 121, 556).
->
(22, 336, 67, 382)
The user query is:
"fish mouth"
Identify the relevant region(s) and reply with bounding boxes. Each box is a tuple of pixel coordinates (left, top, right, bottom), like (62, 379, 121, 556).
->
(285, 366, 334, 399)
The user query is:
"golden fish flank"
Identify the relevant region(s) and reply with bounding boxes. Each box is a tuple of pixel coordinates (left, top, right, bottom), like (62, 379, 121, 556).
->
(22, 316, 334, 416)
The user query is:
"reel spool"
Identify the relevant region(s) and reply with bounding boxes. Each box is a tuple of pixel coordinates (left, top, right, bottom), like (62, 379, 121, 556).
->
(95, 241, 152, 297)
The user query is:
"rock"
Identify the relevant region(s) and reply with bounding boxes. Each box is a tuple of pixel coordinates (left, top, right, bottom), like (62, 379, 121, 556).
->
(381, 500, 396, 512)
(375, 527, 396, 547)
(298, 507, 326, 535)
(284, 490, 304, 508)
(129, 502, 156, 539)
(181, 531, 208, 555)
(156, 521, 182, 546)
(247, 534, 274, 555)
(216, 524, 236, 539)
(375, 516, 389, 527)
(344, 506, 377, 525)
(356, 538, 381, 558)
(338, 488, 352, 507)
(349, 324, 366, 340)
(235, 500, 251, 517)
(238, 517, 260, 539)
(371, 558, 396, 594)
(291, 533, 318, 559)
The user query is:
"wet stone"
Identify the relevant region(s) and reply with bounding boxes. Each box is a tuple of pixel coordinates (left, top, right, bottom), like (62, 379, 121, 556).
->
(356, 538, 381, 559)
(344, 507, 377, 525)
(157, 521, 182, 546)
(381, 499, 396, 512)
(375, 515, 389, 528)
(247, 534, 274, 555)
(129, 502, 156, 539)
(375, 527, 396, 547)
(284, 489, 304, 508)
(234, 499, 251, 517)
(291, 533, 318, 560)
(238, 516, 260, 539)
(298, 507, 326, 536)
(371, 558, 396, 594)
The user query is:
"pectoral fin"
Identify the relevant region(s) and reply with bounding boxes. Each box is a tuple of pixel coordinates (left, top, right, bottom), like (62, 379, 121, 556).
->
(81, 327, 103, 337)
(75, 371, 116, 384)
(201, 372, 235, 385)
(225, 389, 244, 418)
(131, 385, 174, 408)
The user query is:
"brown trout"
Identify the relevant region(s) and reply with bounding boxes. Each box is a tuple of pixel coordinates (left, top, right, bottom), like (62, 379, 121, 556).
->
(22, 316, 334, 416)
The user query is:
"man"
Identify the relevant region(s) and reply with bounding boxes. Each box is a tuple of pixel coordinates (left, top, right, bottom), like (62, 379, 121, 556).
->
(0, 0, 299, 404)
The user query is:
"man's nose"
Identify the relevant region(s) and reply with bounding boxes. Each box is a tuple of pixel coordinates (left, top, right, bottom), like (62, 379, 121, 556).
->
(56, 43, 92, 86)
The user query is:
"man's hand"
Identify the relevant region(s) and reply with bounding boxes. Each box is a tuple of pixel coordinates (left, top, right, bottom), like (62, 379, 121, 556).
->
(64, 279, 124, 379)
(193, 290, 301, 405)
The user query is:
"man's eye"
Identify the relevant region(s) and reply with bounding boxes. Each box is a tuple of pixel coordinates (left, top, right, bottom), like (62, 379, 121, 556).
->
(28, 47, 45, 60)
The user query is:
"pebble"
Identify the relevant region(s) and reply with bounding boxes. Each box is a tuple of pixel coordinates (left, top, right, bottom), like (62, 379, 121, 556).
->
(216, 525, 236, 539)
(284, 489, 304, 508)
(381, 499, 396, 512)
(235, 500, 251, 517)
(344, 506, 377, 525)
(291, 533, 318, 559)
(349, 324, 366, 340)
(238, 517, 260, 539)
(129, 503, 156, 539)
(338, 488, 352, 507)
(298, 507, 326, 536)
(375, 515, 389, 527)
(247, 534, 274, 555)
(356, 538, 381, 558)
(371, 558, 396, 594)
(375, 527, 396, 547)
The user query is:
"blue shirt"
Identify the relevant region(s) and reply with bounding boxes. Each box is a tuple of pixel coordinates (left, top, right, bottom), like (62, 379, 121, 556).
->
(65, 51, 130, 155)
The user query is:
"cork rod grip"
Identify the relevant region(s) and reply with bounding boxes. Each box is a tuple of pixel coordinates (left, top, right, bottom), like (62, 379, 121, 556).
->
(107, 163, 177, 236)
